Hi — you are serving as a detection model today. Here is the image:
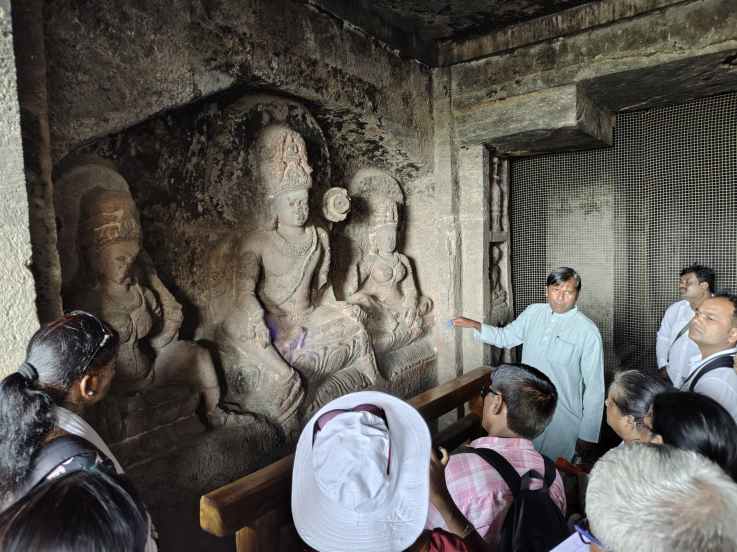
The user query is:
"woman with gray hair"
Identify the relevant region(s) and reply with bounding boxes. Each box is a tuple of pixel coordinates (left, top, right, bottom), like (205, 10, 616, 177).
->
(605, 369, 670, 443)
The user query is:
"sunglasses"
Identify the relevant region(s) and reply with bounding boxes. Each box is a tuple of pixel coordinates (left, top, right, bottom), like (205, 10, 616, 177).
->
(574, 518, 605, 548)
(66, 310, 114, 373)
(480, 383, 501, 399)
(312, 403, 391, 474)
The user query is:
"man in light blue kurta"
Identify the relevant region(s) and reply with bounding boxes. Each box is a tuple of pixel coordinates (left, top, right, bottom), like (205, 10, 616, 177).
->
(453, 267, 604, 461)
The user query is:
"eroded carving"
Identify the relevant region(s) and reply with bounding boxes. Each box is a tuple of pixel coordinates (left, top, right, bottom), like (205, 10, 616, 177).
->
(213, 125, 378, 421)
(58, 160, 221, 437)
(490, 244, 511, 326)
(345, 168, 433, 355)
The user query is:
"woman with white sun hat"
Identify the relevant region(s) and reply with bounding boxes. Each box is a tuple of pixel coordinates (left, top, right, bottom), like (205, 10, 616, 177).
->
(291, 390, 485, 552)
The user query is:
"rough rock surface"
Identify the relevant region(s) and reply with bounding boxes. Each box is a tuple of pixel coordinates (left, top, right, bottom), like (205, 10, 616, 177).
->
(0, 0, 38, 378)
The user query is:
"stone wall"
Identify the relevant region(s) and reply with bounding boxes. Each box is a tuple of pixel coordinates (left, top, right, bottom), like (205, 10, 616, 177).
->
(44, 0, 445, 369)
(0, 0, 38, 378)
(448, 0, 737, 149)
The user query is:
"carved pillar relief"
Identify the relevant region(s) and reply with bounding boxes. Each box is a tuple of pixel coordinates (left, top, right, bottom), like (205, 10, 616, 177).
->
(490, 155, 514, 363)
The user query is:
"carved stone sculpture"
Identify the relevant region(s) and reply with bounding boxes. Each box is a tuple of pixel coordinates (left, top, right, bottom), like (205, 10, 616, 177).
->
(60, 161, 221, 432)
(345, 168, 433, 354)
(214, 125, 378, 421)
(490, 245, 511, 326)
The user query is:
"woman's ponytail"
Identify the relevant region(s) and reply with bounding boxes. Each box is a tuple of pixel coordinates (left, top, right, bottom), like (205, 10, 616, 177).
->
(0, 312, 119, 507)
(0, 369, 55, 506)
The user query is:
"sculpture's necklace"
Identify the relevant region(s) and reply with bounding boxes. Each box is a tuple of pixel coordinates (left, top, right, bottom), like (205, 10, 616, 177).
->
(272, 226, 316, 257)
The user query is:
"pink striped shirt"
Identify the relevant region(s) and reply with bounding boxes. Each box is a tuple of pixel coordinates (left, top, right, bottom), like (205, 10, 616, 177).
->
(427, 436, 567, 545)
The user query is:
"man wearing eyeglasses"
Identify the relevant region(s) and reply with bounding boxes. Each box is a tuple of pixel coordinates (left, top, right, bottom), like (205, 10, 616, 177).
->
(426, 363, 566, 546)
(451, 267, 604, 463)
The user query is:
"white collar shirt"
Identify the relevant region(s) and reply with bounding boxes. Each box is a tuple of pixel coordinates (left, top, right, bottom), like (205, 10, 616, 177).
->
(682, 347, 737, 423)
(656, 300, 699, 386)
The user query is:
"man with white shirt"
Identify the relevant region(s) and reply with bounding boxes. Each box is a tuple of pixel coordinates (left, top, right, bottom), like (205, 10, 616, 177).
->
(680, 293, 737, 422)
(656, 264, 714, 385)
(451, 267, 604, 462)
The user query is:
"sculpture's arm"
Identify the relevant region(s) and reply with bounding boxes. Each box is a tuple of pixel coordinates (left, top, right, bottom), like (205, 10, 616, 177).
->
(138, 250, 183, 351)
(224, 241, 270, 348)
(399, 254, 420, 305)
(346, 258, 373, 299)
(314, 227, 332, 302)
(344, 259, 362, 298)
(399, 254, 432, 321)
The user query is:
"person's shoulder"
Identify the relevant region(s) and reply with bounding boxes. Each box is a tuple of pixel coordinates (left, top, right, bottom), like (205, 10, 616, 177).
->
(447, 438, 499, 471)
(573, 309, 602, 335)
(456, 437, 524, 469)
(523, 303, 549, 316)
(241, 230, 270, 252)
(701, 357, 737, 386)
(665, 299, 690, 314)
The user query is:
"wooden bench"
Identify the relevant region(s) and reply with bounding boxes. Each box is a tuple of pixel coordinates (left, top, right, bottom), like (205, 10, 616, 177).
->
(200, 366, 491, 551)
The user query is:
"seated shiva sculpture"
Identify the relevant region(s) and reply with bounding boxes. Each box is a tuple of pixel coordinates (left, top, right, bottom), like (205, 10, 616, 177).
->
(346, 169, 433, 354)
(68, 182, 220, 425)
(215, 124, 378, 421)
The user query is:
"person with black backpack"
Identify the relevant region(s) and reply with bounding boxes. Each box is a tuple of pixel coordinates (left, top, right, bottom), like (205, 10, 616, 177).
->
(426, 363, 570, 552)
(678, 293, 737, 422)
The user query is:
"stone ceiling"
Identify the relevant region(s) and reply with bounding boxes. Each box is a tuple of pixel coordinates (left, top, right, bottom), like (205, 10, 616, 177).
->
(309, 0, 598, 62)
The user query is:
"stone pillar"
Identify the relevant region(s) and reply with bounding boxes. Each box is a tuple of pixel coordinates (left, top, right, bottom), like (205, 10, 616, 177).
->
(0, 0, 39, 377)
(12, 0, 63, 322)
(458, 144, 491, 369)
(430, 67, 463, 383)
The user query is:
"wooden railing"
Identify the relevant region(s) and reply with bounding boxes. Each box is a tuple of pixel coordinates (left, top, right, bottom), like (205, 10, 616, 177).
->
(200, 366, 491, 551)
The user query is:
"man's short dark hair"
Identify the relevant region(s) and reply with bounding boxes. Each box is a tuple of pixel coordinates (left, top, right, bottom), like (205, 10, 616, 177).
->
(491, 363, 557, 439)
(713, 292, 737, 326)
(546, 267, 581, 293)
(680, 264, 715, 292)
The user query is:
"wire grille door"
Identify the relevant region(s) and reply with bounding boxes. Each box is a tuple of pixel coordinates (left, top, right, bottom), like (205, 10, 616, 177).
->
(510, 92, 737, 374)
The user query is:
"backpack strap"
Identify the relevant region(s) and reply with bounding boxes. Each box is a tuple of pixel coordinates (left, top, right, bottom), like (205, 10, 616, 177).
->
(541, 455, 557, 488)
(456, 446, 521, 496)
(686, 353, 735, 392)
(24, 435, 101, 493)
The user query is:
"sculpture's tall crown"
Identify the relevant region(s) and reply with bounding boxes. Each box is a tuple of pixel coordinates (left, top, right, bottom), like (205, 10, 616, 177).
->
(255, 124, 313, 200)
(372, 198, 400, 226)
(78, 187, 142, 250)
(348, 168, 404, 227)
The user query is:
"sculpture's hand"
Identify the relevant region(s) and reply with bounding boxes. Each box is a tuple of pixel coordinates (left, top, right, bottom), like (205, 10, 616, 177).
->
(150, 319, 179, 352)
(342, 303, 367, 324)
(247, 317, 271, 349)
(347, 292, 373, 310)
(403, 306, 419, 328)
(223, 308, 272, 349)
(417, 295, 433, 316)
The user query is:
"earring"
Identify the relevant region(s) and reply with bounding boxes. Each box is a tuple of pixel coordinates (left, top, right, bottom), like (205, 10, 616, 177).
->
(86, 389, 95, 397)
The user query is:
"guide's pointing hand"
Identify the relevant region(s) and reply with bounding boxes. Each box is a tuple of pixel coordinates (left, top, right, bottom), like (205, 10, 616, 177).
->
(450, 317, 481, 331)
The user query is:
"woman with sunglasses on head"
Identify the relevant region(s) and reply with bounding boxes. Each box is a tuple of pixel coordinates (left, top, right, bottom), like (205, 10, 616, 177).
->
(604, 369, 671, 444)
(0, 311, 122, 509)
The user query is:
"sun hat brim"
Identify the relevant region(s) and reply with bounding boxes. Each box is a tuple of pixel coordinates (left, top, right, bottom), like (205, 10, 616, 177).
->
(292, 390, 431, 552)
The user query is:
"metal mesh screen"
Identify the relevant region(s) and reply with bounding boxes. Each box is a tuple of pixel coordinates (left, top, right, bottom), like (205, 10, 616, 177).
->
(510, 92, 737, 374)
